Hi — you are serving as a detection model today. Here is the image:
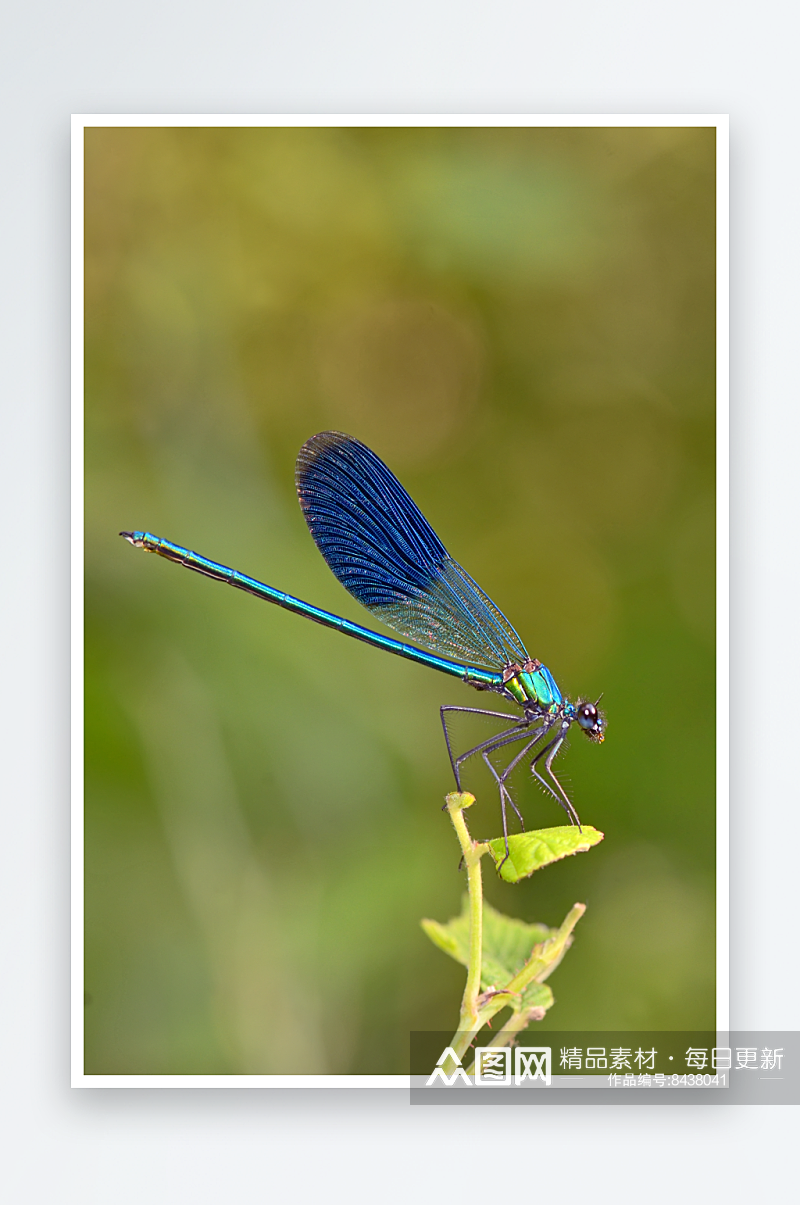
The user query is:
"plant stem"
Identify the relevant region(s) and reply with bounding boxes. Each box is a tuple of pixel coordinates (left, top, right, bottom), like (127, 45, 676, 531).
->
(462, 1008, 543, 1075)
(444, 793, 487, 1058)
(484, 1007, 544, 1049)
(503, 902, 586, 996)
(440, 797, 589, 1071)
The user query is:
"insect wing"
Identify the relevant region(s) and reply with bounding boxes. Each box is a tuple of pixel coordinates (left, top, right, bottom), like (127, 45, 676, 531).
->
(295, 432, 528, 670)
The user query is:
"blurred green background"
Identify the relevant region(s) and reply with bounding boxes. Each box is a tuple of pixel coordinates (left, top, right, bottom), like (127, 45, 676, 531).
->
(84, 125, 716, 1074)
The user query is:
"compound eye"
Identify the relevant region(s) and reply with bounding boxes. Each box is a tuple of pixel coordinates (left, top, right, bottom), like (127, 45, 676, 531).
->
(577, 703, 597, 730)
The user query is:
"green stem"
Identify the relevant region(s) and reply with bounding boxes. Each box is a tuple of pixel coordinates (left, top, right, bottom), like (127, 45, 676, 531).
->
(443, 793, 488, 1061)
(453, 899, 588, 1065)
(503, 902, 586, 996)
(483, 1008, 543, 1049)
(463, 1009, 540, 1075)
(439, 796, 589, 1071)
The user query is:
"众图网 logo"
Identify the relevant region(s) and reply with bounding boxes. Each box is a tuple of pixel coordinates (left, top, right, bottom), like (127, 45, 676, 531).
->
(425, 1046, 552, 1087)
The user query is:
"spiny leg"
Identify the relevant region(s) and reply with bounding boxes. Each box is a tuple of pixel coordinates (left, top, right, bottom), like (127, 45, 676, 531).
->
(481, 750, 513, 866)
(440, 706, 556, 847)
(440, 704, 528, 790)
(481, 749, 524, 831)
(457, 722, 539, 774)
(530, 734, 568, 816)
(543, 737, 582, 828)
(480, 728, 550, 865)
(442, 705, 525, 722)
(498, 719, 554, 788)
(483, 724, 552, 829)
(530, 733, 582, 827)
(450, 724, 540, 821)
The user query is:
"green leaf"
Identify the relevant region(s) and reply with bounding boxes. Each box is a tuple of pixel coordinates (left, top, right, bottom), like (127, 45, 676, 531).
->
(423, 898, 587, 1024)
(487, 825, 604, 882)
(518, 981, 554, 1013)
(422, 897, 556, 1002)
(481, 903, 552, 987)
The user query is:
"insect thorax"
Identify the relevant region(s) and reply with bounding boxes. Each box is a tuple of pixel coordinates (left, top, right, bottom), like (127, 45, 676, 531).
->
(501, 660, 563, 709)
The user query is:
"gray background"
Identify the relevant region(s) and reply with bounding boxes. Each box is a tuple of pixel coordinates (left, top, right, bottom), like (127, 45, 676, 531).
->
(1, 0, 797, 1201)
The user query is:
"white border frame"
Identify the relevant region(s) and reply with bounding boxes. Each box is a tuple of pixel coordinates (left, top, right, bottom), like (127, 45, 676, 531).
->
(72, 113, 729, 1087)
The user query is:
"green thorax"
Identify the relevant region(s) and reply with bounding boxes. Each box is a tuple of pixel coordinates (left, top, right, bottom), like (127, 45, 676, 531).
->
(503, 661, 563, 710)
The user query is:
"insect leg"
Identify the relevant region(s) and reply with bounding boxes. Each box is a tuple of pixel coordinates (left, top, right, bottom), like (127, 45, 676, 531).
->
(484, 723, 551, 823)
(481, 749, 525, 831)
(498, 719, 554, 787)
(480, 728, 547, 866)
(440, 705, 527, 790)
(530, 734, 582, 827)
(483, 727, 548, 825)
(480, 751, 512, 868)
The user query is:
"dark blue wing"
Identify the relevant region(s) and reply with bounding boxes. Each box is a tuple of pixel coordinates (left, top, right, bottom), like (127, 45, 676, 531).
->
(295, 432, 528, 670)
